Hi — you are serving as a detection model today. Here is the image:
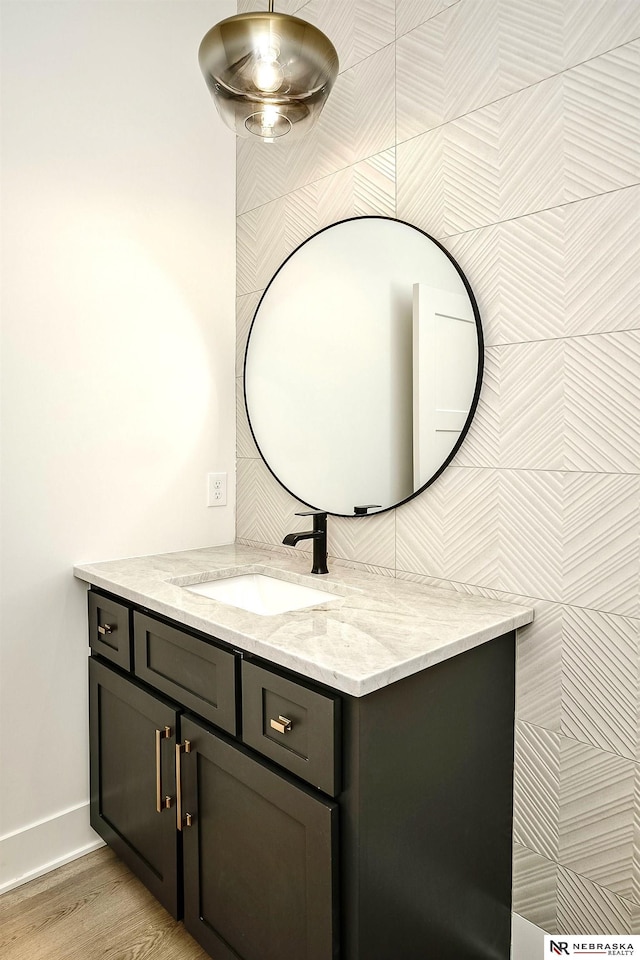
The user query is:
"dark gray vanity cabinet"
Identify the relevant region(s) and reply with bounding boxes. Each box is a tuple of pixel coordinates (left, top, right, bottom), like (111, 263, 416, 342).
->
(88, 591, 339, 960)
(87, 587, 516, 960)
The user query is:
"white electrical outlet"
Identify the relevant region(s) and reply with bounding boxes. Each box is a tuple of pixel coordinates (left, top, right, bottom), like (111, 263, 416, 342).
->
(207, 472, 227, 507)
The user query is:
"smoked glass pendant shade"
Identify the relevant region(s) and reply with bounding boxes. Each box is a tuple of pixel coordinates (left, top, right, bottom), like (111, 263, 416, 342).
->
(198, 12, 339, 143)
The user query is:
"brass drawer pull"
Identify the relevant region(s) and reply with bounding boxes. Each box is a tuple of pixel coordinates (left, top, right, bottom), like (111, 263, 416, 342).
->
(97, 623, 114, 636)
(155, 726, 172, 814)
(175, 740, 192, 831)
(270, 715, 293, 734)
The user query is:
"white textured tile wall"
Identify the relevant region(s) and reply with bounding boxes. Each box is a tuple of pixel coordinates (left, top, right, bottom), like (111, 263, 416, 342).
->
(235, 0, 640, 934)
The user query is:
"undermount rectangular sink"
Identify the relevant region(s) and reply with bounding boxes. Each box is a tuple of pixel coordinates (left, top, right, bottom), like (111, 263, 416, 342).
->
(184, 573, 341, 616)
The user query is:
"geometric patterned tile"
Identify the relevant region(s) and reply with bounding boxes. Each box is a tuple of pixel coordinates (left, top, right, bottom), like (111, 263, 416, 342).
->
(563, 41, 640, 204)
(397, 0, 640, 138)
(396, 0, 459, 38)
(564, 185, 640, 338)
(492, 207, 565, 344)
(563, 1, 640, 66)
(561, 607, 639, 761)
(498, 78, 566, 223)
(397, 75, 565, 236)
(441, 468, 502, 587)
(565, 331, 640, 473)
(499, 0, 564, 92)
(499, 340, 565, 471)
(301, 0, 396, 72)
(236, 458, 307, 547)
(398, 43, 640, 237)
(562, 473, 640, 617)
(312, 147, 396, 221)
(395, 471, 448, 577)
(449, 315, 640, 479)
(236, 291, 262, 377)
(513, 721, 561, 861)
(236, 378, 259, 460)
(558, 737, 636, 899)
(513, 842, 558, 932)
(330, 511, 396, 568)
(397, 1, 640, 140)
(516, 601, 563, 733)
(446, 186, 640, 345)
(498, 471, 564, 600)
(397, 101, 505, 237)
(322, 41, 395, 165)
(397, 469, 564, 596)
(396, 11, 454, 140)
(557, 865, 633, 935)
(237, 148, 396, 294)
(446, 185, 640, 348)
(633, 765, 640, 904)
(237, 196, 288, 296)
(442, 226, 506, 347)
(445, 206, 566, 346)
(396, 0, 563, 142)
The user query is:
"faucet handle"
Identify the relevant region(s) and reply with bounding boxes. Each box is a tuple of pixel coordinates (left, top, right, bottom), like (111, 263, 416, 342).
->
(353, 504, 381, 515)
(295, 510, 327, 518)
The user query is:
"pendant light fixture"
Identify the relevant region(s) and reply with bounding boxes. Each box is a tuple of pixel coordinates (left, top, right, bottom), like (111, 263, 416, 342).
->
(198, 2, 339, 143)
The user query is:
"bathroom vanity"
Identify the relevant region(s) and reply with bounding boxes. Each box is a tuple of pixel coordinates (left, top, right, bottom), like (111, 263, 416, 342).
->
(75, 544, 533, 960)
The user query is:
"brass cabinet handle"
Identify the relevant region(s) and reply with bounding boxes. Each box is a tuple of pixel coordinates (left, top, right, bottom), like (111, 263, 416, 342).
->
(270, 715, 293, 734)
(97, 623, 114, 636)
(175, 740, 191, 831)
(155, 726, 172, 813)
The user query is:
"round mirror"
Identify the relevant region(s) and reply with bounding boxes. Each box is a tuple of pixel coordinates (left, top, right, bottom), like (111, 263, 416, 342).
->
(244, 216, 483, 517)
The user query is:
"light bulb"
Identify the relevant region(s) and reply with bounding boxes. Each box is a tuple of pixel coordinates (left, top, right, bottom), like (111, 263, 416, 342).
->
(244, 104, 292, 141)
(260, 105, 279, 134)
(252, 49, 284, 93)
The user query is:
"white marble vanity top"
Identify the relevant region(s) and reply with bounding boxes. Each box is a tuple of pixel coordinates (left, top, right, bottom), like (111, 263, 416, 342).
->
(74, 543, 533, 697)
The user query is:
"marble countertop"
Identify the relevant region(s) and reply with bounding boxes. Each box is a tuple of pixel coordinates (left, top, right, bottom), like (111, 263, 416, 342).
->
(74, 543, 533, 697)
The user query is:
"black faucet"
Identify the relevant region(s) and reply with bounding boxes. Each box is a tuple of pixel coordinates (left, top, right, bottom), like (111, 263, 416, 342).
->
(282, 510, 329, 575)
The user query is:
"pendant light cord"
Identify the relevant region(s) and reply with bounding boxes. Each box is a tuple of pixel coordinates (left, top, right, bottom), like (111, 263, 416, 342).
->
(268, 1, 274, 10)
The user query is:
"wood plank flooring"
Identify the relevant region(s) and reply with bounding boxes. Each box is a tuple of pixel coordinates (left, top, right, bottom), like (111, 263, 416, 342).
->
(0, 847, 209, 960)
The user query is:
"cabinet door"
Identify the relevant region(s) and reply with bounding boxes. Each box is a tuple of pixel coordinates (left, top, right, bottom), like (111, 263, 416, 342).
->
(89, 658, 181, 918)
(180, 715, 339, 960)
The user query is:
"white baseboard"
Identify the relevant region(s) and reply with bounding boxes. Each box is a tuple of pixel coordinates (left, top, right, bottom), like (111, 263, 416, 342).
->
(512, 913, 546, 959)
(0, 801, 104, 895)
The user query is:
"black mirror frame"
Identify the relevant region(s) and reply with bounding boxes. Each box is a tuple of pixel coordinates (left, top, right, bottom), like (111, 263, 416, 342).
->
(243, 215, 484, 518)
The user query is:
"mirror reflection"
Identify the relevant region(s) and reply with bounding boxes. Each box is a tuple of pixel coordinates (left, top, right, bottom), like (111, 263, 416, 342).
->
(244, 217, 483, 517)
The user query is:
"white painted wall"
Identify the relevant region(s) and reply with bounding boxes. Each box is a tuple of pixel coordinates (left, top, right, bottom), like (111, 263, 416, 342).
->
(0, 0, 236, 890)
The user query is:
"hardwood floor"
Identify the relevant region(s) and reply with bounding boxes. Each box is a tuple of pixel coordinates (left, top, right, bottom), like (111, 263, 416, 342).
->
(0, 848, 210, 960)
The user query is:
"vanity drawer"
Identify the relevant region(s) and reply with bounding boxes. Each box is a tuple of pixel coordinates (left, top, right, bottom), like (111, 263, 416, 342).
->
(133, 612, 236, 735)
(88, 591, 131, 671)
(242, 661, 341, 797)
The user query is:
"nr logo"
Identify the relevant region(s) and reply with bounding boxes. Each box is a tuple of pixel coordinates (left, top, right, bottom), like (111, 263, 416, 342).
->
(550, 943, 569, 956)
